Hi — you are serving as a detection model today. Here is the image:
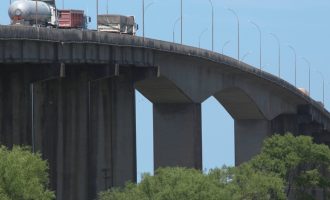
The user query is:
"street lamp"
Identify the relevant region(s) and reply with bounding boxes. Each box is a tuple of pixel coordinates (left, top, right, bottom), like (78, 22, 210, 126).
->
(287, 45, 297, 87)
(316, 71, 325, 106)
(198, 28, 208, 48)
(269, 33, 281, 77)
(301, 57, 311, 94)
(62, 0, 64, 9)
(181, 0, 183, 44)
(143, 1, 154, 37)
(222, 40, 231, 54)
(208, 0, 214, 51)
(106, 0, 109, 14)
(249, 20, 262, 70)
(240, 51, 252, 62)
(227, 8, 239, 61)
(35, 0, 38, 25)
(172, 17, 181, 43)
(96, 0, 99, 31)
(143, 0, 144, 37)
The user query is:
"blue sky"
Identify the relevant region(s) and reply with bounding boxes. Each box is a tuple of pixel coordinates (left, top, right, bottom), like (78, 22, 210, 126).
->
(2, 0, 330, 180)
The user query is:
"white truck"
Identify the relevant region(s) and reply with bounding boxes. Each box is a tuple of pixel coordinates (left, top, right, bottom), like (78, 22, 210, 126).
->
(97, 14, 138, 35)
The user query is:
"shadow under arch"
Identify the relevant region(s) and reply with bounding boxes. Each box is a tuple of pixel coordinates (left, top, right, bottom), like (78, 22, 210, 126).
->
(214, 87, 266, 120)
(135, 75, 193, 103)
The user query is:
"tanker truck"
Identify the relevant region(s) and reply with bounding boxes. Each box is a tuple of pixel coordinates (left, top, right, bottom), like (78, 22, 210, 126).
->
(8, 0, 57, 27)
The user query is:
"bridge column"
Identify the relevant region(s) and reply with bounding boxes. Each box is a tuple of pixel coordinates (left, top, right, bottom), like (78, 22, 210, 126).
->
(88, 73, 136, 198)
(33, 66, 136, 200)
(34, 75, 90, 200)
(235, 119, 271, 165)
(0, 64, 62, 147)
(153, 103, 202, 170)
(0, 66, 32, 147)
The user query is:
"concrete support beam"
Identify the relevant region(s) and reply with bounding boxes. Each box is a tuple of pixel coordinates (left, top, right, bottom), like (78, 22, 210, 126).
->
(33, 79, 60, 192)
(88, 74, 136, 199)
(235, 119, 271, 165)
(0, 68, 31, 147)
(34, 76, 90, 200)
(0, 64, 62, 147)
(33, 67, 136, 200)
(153, 103, 202, 170)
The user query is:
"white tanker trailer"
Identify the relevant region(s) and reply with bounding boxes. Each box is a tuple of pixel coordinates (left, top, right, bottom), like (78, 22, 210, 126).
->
(8, 0, 57, 26)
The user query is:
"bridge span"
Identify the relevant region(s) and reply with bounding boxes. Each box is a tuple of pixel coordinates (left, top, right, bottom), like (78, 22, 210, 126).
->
(0, 26, 329, 200)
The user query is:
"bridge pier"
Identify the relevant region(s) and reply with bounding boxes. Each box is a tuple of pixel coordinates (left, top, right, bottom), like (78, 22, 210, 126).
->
(153, 103, 202, 170)
(89, 72, 136, 195)
(0, 66, 32, 147)
(33, 66, 136, 200)
(34, 74, 90, 200)
(0, 64, 62, 147)
(234, 119, 271, 165)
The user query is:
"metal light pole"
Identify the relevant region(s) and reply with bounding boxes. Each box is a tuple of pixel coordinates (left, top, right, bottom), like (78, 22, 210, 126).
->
(142, 0, 145, 37)
(316, 71, 325, 106)
(35, 0, 38, 25)
(96, 0, 99, 31)
(208, 0, 214, 51)
(31, 83, 35, 153)
(270, 33, 281, 78)
(288, 45, 297, 87)
(240, 51, 251, 62)
(181, 0, 183, 44)
(250, 21, 262, 70)
(62, 0, 64, 9)
(198, 28, 208, 48)
(172, 17, 181, 43)
(143, 2, 154, 38)
(228, 8, 239, 61)
(106, 0, 109, 14)
(222, 40, 231, 54)
(301, 57, 311, 94)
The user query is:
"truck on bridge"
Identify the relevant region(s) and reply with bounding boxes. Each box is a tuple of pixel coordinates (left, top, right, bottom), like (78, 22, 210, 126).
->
(97, 14, 138, 35)
(7, 0, 138, 35)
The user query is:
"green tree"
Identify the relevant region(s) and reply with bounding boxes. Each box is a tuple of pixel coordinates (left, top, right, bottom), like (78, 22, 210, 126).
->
(0, 145, 55, 200)
(99, 167, 232, 200)
(99, 134, 330, 200)
(249, 133, 330, 199)
(209, 165, 286, 200)
(99, 166, 285, 200)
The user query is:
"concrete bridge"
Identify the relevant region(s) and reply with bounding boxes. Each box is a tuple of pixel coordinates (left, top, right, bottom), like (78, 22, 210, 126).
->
(0, 26, 329, 200)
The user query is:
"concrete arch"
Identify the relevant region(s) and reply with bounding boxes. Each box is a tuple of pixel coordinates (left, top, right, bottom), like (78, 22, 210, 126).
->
(135, 75, 192, 104)
(214, 87, 264, 120)
(152, 51, 297, 120)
